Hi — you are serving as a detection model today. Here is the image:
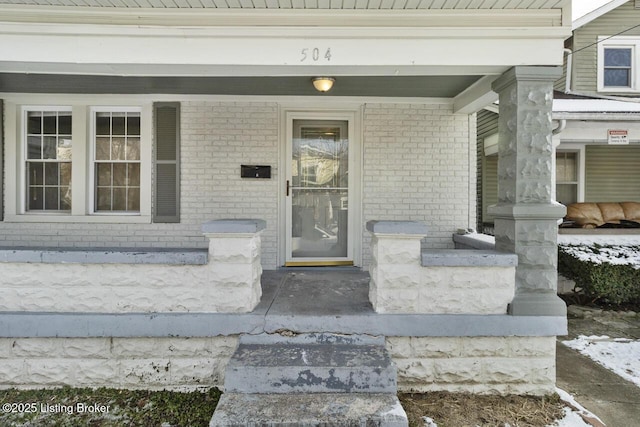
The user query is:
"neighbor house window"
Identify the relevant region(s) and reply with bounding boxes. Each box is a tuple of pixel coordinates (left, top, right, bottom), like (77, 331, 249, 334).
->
(604, 47, 633, 88)
(93, 110, 141, 213)
(556, 151, 578, 206)
(25, 109, 72, 212)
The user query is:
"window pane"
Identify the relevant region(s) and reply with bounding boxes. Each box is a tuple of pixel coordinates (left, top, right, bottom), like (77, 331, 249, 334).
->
(27, 136, 42, 159)
(45, 187, 59, 210)
(43, 136, 57, 159)
(27, 112, 42, 134)
(96, 113, 111, 135)
(126, 138, 140, 161)
(96, 137, 111, 160)
(28, 187, 44, 210)
(28, 162, 44, 186)
(127, 188, 140, 211)
(113, 163, 127, 186)
(605, 48, 632, 67)
(96, 188, 111, 211)
(60, 162, 72, 186)
(112, 115, 126, 135)
(127, 115, 140, 136)
(43, 114, 57, 135)
(128, 163, 140, 186)
(58, 138, 72, 161)
(60, 187, 71, 210)
(58, 113, 72, 135)
(112, 188, 126, 211)
(111, 137, 126, 160)
(97, 163, 112, 187)
(44, 162, 59, 185)
(605, 69, 631, 87)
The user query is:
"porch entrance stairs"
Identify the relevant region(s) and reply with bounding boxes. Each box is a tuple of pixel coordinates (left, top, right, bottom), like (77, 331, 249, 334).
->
(210, 333, 408, 426)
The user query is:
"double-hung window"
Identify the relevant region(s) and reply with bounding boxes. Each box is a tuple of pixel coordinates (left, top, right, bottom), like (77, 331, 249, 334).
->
(598, 38, 638, 92)
(603, 47, 633, 88)
(93, 109, 141, 213)
(25, 109, 72, 212)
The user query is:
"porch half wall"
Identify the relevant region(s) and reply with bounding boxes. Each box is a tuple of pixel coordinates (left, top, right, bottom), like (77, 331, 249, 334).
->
(0, 99, 475, 269)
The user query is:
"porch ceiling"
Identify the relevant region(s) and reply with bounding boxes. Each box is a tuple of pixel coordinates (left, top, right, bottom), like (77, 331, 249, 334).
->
(0, 0, 566, 10)
(0, 73, 482, 97)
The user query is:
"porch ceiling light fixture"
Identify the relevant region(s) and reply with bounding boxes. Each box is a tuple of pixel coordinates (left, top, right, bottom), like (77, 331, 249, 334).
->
(312, 77, 335, 92)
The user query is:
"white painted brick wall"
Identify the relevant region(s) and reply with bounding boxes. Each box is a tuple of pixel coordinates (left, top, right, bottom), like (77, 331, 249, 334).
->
(362, 103, 473, 268)
(387, 336, 556, 395)
(1, 100, 475, 270)
(0, 101, 281, 268)
(0, 337, 238, 390)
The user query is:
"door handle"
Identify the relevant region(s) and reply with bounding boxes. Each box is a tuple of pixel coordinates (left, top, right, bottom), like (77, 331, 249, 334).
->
(286, 180, 290, 197)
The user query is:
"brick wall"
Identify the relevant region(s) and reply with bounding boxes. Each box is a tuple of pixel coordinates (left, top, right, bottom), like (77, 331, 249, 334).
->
(1, 100, 475, 270)
(361, 103, 473, 267)
(0, 101, 281, 268)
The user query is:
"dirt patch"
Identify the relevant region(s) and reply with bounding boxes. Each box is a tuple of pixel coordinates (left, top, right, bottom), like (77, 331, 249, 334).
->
(399, 392, 564, 427)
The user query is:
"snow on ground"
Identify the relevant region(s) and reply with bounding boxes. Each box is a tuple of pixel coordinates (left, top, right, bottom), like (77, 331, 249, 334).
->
(563, 335, 640, 388)
(552, 388, 606, 427)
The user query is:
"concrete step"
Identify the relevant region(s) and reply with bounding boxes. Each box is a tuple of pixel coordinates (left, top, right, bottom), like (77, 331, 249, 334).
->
(209, 393, 408, 427)
(225, 342, 397, 394)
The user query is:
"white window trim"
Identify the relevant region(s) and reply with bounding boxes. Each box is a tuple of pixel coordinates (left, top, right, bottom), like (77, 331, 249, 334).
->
(556, 143, 586, 203)
(89, 106, 149, 216)
(597, 36, 638, 93)
(20, 106, 73, 215)
(4, 100, 152, 224)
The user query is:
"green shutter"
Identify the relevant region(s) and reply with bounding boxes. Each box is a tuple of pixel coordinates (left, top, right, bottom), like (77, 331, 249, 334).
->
(153, 102, 180, 223)
(585, 145, 640, 202)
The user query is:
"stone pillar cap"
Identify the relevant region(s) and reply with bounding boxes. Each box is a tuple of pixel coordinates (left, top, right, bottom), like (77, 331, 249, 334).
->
(202, 219, 267, 234)
(366, 220, 428, 235)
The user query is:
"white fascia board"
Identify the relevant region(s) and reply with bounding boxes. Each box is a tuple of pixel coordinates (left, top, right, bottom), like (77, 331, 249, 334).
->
(553, 98, 640, 113)
(0, 24, 568, 75)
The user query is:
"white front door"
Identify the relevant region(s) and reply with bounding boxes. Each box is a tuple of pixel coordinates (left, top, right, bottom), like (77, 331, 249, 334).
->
(284, 112, 356, 266)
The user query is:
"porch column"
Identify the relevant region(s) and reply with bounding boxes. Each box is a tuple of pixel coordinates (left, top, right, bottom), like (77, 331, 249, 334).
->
(201, 219, 266, 312)
(489, 66, 567, 317)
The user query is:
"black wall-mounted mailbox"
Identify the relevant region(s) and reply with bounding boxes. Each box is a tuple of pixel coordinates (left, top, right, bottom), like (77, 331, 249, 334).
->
(241, 165, 271, 179)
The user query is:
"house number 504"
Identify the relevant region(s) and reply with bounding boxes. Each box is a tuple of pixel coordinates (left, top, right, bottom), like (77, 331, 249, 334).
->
(300, 47, 332, 62)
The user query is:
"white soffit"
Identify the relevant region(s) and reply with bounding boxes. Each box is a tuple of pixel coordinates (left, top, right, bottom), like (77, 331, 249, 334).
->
(0, 0, 568, 10)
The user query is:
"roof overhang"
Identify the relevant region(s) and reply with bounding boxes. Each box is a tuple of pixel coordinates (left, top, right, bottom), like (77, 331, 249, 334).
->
(0, 1, 572, 110)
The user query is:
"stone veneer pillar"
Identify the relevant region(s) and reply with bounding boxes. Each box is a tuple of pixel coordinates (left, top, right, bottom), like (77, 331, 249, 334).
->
(201, 219, 266, 312)
(366, 220, 428, 313)
(489, 66, 567, 316)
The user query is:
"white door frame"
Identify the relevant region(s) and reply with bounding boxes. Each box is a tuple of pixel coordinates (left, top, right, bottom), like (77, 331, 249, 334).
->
(278, 107, 362, 267)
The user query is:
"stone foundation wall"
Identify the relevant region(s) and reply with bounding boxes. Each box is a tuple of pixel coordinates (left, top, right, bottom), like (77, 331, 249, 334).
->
(0, 337, 238, 390)
(0, 335, 555, 395)
(387, 336, 556, 395)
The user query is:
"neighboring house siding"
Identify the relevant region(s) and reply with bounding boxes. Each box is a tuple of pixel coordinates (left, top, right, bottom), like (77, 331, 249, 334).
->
(476, 109, 498, 227)
(362, 103, 473, 267)
(585, 145, 640, 202)
(572, 1, 640, 94)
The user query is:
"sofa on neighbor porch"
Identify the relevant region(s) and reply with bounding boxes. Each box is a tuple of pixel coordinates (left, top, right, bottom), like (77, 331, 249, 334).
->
(562, 202, 640, 230)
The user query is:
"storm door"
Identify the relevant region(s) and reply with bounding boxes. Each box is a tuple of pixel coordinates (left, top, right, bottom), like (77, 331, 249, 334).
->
(285, 118, 353, 266)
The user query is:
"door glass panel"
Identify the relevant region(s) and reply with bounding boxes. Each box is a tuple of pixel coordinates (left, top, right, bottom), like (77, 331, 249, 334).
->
(291, 120, 348, 259)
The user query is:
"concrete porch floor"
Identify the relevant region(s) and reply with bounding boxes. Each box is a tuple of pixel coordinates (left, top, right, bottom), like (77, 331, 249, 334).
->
(257, 269, 373, 316)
